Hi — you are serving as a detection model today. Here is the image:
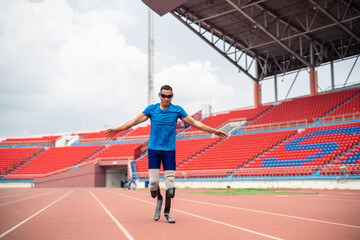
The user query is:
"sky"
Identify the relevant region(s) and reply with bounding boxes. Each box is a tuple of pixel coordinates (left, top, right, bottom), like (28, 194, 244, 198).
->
(0, 0, 359, 139)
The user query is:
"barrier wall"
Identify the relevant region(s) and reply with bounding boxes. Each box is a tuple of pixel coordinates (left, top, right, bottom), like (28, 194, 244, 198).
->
(34, 163, 106, 188)
(0, 182, 33, 188)
(137, 177, 360, 190)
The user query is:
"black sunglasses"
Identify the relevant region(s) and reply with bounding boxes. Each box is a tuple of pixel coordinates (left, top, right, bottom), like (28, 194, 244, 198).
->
(161, 94, 173, 99)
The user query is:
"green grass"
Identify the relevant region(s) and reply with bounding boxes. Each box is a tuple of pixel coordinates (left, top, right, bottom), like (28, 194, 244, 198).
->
(191, 188, 318, 196)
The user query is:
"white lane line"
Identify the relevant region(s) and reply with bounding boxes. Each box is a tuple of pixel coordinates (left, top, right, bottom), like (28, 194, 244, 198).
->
(0, 190, 57, 207)
(107, 190, 283, 240)
(285, 194, 360, 202)
(89, 191, 134, 240)
(0, 191, 34, 199)
(174, 197, 360, 229)
(0, 190, 73, 239)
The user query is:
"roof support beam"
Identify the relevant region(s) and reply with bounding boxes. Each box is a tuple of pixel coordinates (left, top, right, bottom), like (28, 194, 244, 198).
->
(225, 0, 312, 68)
(234, 15, 360, 52)
(193, 0, 267, 24)
(253, 1, 322, 48)
(171, 11, 259, 82)
(308, 0, 360, 42)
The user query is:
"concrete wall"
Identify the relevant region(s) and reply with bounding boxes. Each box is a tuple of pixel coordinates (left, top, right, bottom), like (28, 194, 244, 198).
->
(0, 182, 33, 188)
(34, 163, 106, 188)
(172, 179, 360, 190)
(136, 178, 360, 190)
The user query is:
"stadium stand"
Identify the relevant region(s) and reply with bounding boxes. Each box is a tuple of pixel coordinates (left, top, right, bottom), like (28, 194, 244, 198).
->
(135, 137, 221, 178)
(1, 89, 359, 182)
(183, 105, 272, 137)
(121, 125, 151, 142)
(247, 89, 359, 129)
(176, 130, 296, 178)
(4, 145, 104, 180)
(0, 136, 60, 147)
(332, 144, 360, 165)
(85, 143, 143, 163)
(0, 148, 44, 176)
(320, 164, 360, 176)
(319, 92, 360, 124)
(237, 123, 360, 177)
(78, 129, 131, 144)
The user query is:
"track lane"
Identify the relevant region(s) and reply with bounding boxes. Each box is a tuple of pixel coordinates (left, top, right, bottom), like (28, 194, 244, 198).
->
(173, 189, 360, 228)
(102, 189, 283, 240)
(0, 190, 72, 239)
(127, 189, 360, 240)
(0, 189, 67, 233)
(1, 189, 129, 240)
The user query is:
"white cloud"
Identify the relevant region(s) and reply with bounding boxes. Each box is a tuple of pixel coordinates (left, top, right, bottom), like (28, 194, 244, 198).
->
(0, 0, 147, 136)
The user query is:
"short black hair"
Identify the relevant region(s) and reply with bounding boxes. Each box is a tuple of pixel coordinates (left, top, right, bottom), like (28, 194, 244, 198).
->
(160, 85, 173, 93)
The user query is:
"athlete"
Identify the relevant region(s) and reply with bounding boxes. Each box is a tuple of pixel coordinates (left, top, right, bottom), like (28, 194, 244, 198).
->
(105, 85, 227, 223)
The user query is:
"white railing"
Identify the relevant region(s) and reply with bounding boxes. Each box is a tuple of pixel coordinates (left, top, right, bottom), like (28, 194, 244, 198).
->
(121, 135, 149, 142)
(0, 140, 53, 146)
(134, 166, 323, 179)
(4, 164, 360, 181)
(319, 112, 360, 124)
(181, 118, 247, 138)
(3, 157, 134, 180)
(80, 156, 134, 167)
(243, 119, 309, 132)
(78, 138, 114, 144)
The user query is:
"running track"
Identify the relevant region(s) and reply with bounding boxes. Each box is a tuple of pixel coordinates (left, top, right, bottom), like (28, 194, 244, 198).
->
(0, 188, 359, 240)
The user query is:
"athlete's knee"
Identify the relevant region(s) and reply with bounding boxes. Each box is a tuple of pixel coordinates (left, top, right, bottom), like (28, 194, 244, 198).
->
(149, 169, 160, 192)
(149, 180, 159, 192)
(164, 170, 175, 189)
(166, 188, 175, 198)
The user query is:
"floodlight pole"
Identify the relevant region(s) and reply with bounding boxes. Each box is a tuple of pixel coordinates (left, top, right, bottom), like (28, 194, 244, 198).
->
(148, 9, 155, 105)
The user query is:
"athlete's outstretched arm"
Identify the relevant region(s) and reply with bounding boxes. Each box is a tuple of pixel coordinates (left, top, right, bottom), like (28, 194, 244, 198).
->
(105, 113, 149, 139)
(182, 115, 227, 140)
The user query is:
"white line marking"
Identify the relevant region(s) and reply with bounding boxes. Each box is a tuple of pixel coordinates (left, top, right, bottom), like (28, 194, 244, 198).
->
(0, 191, 73, 239)
(175, 197, 360, 229)
(89, 191, 134, 240)
(107, 190, 283, 240)
(286, 194, 360, 202)
(0, 190, 57, 207)
(0, 191, 34, 199)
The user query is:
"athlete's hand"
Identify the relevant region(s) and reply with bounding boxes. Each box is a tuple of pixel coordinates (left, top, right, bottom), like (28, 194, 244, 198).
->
(105, 128, 119, 140)
(214, 130, 227, 140)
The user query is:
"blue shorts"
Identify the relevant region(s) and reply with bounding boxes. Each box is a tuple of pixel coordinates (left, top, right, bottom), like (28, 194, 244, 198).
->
(148, 149, 176, 170)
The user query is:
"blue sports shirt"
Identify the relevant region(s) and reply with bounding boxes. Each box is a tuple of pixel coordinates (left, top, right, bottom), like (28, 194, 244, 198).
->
(143, 103, 188, 151)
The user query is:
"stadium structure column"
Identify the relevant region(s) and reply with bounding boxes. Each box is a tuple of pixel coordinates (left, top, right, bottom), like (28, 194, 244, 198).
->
(254, 82, 262, 108)
(274, 75, 278, 102)
(330, 61, 335, 90)
(309, 42, 318, 96)
(309, 69, 318, 96)
(254, 57, 262, 108)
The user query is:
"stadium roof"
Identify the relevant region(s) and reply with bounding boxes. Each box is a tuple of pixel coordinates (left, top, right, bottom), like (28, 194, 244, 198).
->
(145, 0, 360, 83)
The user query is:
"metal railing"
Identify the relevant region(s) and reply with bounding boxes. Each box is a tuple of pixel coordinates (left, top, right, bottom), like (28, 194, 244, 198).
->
(134, 166, 323, 179)
(0, 140, 54, 146)
(243, 119, 309, 132)
(319, 112, 360, 124)
(121, 135, 149, 142)
(79, 157, 133, 167)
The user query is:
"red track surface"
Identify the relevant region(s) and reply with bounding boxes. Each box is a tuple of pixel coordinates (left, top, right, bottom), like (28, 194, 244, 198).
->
(0, 188, 360, 240)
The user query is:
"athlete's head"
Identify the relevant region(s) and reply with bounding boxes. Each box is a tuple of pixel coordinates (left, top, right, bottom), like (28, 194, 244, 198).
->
(159, 85, 173, 108)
